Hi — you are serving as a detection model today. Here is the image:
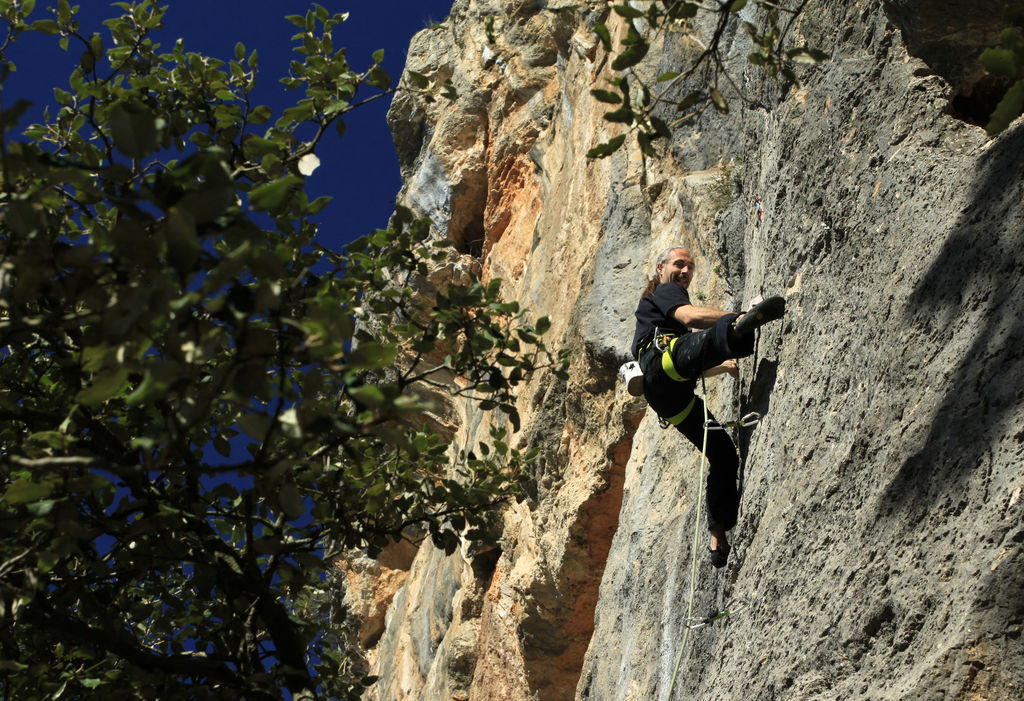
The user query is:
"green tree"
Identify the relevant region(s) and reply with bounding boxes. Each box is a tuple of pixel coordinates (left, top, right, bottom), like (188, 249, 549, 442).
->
(980, 1, 1024, 135)
(584, 0, 828, 158)
(0, 1, 567, 698)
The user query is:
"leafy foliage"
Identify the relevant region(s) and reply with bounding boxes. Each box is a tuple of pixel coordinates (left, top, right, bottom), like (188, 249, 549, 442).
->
(0, 1, 567, 698)
(585, 0, 828, 159)
(980, 1, 1024, 135)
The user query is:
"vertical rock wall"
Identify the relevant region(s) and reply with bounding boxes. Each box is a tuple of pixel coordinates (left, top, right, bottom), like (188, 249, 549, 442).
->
(357, 1, 1023, 699)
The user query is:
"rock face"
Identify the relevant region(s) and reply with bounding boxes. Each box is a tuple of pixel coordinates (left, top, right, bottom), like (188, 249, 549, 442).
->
(354, 1, 1024, 699)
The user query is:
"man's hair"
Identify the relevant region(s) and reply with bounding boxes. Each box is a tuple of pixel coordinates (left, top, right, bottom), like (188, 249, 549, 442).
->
(642, 246, 691, 299)
(656, 246, 690, 271)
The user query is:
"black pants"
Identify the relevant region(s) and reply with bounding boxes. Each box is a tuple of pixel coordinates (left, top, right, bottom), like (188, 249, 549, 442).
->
(640, 314, 753, 532)
(673, 398, 739, 532)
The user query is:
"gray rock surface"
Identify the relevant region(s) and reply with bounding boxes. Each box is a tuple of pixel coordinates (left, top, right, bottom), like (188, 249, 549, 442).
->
(363, 1, 1024, 699)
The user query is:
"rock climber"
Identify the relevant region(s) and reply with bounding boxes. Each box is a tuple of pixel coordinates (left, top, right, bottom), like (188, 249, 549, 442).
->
(625, 246, 784, 568)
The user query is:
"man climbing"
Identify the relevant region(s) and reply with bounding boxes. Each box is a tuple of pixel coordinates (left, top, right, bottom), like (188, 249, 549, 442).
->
(626, 247, 784, 568)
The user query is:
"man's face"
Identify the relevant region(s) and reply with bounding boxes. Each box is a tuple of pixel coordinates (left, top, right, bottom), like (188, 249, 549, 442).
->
(657, 249, 695, 288)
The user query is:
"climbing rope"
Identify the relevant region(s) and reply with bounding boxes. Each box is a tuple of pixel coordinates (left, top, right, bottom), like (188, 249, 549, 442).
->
(665, 376, 760, 699)
(665, 392, 711, 700)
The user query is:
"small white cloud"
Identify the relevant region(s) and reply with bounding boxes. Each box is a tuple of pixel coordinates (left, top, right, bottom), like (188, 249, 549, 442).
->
(297, 152, 320, 176)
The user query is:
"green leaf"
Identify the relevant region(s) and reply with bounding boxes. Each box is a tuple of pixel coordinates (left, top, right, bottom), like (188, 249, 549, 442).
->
(347, 342, 397, 370)
(710, 87, 729, 114)
(406, 70, 430, 88)
(999, 26, 1024, 53)
(612, 4, 645, 18)
(678, 90, 703, 110)
(306, 195, 331, 214)
(37, 551, 60, 573)
(621, 20, 642, 47)
(166, 207, 200, 274)
(651, 116, 672, 139)
(638, 131, 657, 157)
(27, 499, 58, 517)
(586, 133, 626, 159)
(729, 0, 748, 11)
(603, 105, 634, 124)
(590, 89, 622, 104)
(611, 41, 649, 71)
(249, 104, 272, 124)
(667, 1, 698, 19)
(175, 185, 236, 223)
(593, 22, 612, 52)
(367, 64, 391, 89)
(249, 174, 302, 210)
(4, 478, 57, 505)
(787, 46, 831, 65)
(80, 50, 96, 73)
(986, 78, 1024, 135)
(30, 19, 61, 35)
(76, 367, 130, 406)
(0, 99, 32, 129)
(279, 483, 306, 520)
(980, 46, 1020, 78)
(324, 99, 349, 117)
(348, 385, 385, 408)
(372, 48, 385, 63)
(90, 33, 104, 59)
(110, 101, 158, 158)
(237, 412, 271, 440)
(657, 71, 680, 82)
(214, 434, 232, 458)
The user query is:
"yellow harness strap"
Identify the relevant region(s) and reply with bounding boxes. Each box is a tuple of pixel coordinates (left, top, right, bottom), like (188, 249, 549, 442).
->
(661, 336, 688, 383)
(663, 396, 696, 426)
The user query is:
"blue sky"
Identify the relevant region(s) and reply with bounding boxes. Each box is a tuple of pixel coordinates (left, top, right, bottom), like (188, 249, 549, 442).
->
(6, 0, 455, 251)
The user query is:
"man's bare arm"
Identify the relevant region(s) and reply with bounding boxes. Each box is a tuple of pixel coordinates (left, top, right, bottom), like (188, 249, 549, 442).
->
(673, 304, 730, 329)
(703, 360, 739, 379)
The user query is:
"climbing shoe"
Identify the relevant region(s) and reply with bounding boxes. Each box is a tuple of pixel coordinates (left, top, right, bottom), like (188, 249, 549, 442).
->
(618, 361, 644, 397)
(707, 543, 730, 569)
(733, 295, 785, 336)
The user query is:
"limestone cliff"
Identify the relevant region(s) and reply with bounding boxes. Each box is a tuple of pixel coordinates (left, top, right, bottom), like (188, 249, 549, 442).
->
(347, 1, 1024, 699)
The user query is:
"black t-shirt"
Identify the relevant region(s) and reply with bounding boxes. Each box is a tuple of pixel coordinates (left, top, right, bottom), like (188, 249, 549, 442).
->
(631, 282, 692, 358)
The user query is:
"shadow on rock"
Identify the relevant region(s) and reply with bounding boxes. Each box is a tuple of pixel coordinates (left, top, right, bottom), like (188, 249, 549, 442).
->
(879, 123, 1024, 523)
(738, 357, 778, 502)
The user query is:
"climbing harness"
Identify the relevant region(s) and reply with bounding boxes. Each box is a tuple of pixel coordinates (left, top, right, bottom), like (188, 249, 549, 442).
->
(637, 328, 690, 385)
(657, 396, 696, 430)
(704, 412, 761, 431)
(684, 597, 749, 630)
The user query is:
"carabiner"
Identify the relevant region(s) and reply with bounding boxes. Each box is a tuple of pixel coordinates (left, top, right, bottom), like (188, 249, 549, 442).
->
(684, 597, 749, 630)
(704, 412, 761, 431)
